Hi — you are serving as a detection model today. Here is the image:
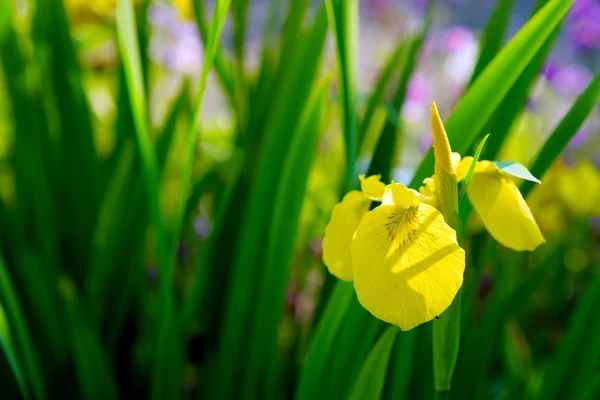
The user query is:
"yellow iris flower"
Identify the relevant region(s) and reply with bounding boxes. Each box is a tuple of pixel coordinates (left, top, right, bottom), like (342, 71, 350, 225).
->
(322, 102, 544, 330)
(455, 158, 545, 251)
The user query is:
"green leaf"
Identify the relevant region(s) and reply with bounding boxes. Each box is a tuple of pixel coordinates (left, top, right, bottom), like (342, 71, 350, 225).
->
(460, 134, 491, 201)
(240, 79, 328, 400)
(366, 29, 427, 182)
(410, 0, 574, 188)
(348, 326, 399, 400)
(359, 38, 408, 151)
(295, 283, 355, 400)
(537, 273, 600, 400)
(172, 0, 232, 248)
(59, 278, 120, 400)
(0, 300, 26, 398)
(468, 0, 515, 85)
(216, 7, 328, 398)
(0, 254, 46, 400)
(520, 72, 600, 197)
(494, 161, 541, 183)
(481, 0, 560, 162)
(383, 330, 418, 399)
(326, 0, 359, 186)
(116, 1, 174, 398)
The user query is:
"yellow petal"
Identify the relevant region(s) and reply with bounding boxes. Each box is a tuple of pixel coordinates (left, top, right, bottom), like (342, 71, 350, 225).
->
(359, 174, 386, 201)
(351, 201, 465, 331)
(430, 103, 456, 177)
(173, 0, 193, 20)
(322, 191, 371, 281)
(382, 181, 421, 207)
(467, 161, 545, 251)
(455, 156, 473, 182)
(557, 161, 600, 217)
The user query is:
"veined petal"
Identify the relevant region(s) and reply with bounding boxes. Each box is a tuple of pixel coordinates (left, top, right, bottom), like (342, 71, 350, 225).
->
(382, 181, 421, 207)
(322, 191, 371, 281)
(467, 161, 545, 251)
(351, 202, 465, 331)
(359, 174, 386, 201)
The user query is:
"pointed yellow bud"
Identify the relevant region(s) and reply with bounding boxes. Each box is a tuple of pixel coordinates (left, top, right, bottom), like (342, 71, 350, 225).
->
(430, 103, 456, 177)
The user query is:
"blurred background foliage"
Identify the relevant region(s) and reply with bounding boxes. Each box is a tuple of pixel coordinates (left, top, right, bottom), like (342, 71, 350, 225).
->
(0, 0, 599, 399)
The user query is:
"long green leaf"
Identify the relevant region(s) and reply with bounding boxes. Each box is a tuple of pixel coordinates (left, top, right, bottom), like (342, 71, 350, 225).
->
(0, 294, 26, 397)
(327, 0, 359, 186)
(59, 279, 120, 400)
(295, 282, 355, 400)
(537, 273, 600, 400)
(359, 38, 409, 151)
(410, 0, 573, 188)
(521, 72, 600, 197)
(116, 1, 173, 398)
(348, 326, 399, 400)
(216, 8, 328, 398)
(0, 254, 46, 400)
(367, 24, 429, 182)
(241, 79, 328, 400)
(468, 0, 515, 85)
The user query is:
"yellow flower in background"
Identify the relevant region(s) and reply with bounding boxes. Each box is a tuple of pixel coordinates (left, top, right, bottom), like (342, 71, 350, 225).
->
(528, 160, 600, 236)
(65, 0, 117, 19)
(557, 161, 600, 217)
(455, 158, 545, 251)
(173, 0, 194, 20)
(322, 102, 545, 330)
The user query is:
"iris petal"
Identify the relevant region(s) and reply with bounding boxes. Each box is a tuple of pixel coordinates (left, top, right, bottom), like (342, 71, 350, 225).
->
(466, 161, 545, 251)
(322, 191, 371, 281)
(359, 174, 386, 201)
(351, 200, 465, 331)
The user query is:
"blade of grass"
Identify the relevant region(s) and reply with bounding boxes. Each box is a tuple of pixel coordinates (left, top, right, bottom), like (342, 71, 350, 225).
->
(295, 282, 355, 400)
(216, 7, 328, 398)
(359, 38, 409, 151)
(383, 330, 419, 399)
(348, 326, 399, 400)
(241, 79, 329, 400)
(537, 273, 600, 400)
(367, 20, 430, 182)
(0, 253, 46, 400)
(116, 1, 173, 398)
(520, 72, 600, 197)
(59, 278, 120, 399)
(32, 0, 100, 281)
(468, 0, 515, 86)
(326, 0, 359, 187)
(171, 0, 232, 272)
(0, 291, 26, 398)
(192, 1, 235, 102)
(481, 0, 559, 162)
(321, 298, 384, 400)
(410, 0, 574, 188)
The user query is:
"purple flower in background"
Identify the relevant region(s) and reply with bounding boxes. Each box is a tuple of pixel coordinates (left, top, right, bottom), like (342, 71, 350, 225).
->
(541, 62, 559, 81)
(544, 63, 593, 95)
(567, 0, 600, 52)
(569, 127, 589, 149)
(443, 25, 474, 53)
(148, 3, 203, 74)
(407, 73, 432, 103)
(366, 0, 392, 13)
